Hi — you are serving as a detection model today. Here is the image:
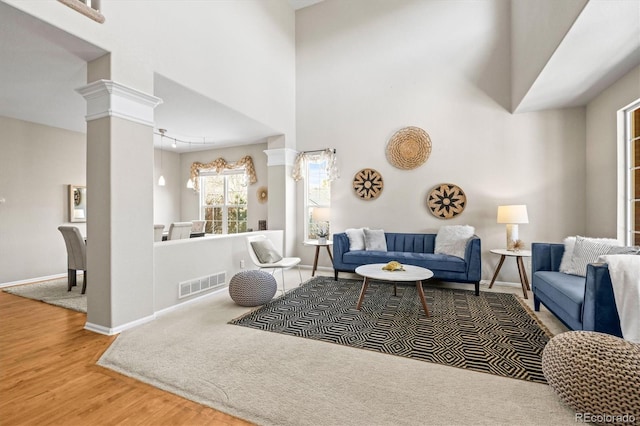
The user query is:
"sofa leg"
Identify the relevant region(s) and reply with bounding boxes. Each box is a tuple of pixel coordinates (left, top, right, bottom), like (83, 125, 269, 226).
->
(474, 281, 479, 296)
(334, 270, 338, 281)
(534, 296, 540, 312)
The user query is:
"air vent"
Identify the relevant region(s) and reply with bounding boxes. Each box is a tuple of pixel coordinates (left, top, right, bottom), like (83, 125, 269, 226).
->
(178, 271, 226, 299)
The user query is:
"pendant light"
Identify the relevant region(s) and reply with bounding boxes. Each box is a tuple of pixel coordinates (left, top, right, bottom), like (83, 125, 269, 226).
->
(186, 140, 194, 189)
(158, 129, 166, 186)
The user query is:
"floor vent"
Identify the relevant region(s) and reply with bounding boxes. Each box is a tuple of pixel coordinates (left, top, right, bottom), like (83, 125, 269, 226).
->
(178, 271, 226, 299)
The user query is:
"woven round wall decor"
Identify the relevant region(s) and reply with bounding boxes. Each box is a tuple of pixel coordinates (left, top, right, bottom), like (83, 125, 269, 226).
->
(427, 183, 466, 219)
(353, 168, 384, 200)
(386, 126, 432, 170)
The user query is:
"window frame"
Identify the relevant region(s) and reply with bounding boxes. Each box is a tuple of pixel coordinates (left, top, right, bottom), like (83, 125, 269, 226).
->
(199, 169, 248, 235)
(303, 155, 331, 241)
(623, 99, 640, 246)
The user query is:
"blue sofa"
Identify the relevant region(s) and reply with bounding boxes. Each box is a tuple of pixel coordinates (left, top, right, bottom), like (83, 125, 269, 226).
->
(531, 242, 622, 337)
(332, 232, 482, 295)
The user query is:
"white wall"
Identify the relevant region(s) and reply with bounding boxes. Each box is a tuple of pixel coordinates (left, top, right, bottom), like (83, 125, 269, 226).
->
(153, 230, 283, 312)
(153, 148, 181, 227)
(585, 65, 640, 239)
(296, 0, 588, 282)
(0, 116, 86, 284)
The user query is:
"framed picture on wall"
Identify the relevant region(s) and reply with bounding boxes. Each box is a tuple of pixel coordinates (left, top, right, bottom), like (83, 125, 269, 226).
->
(69, 184, 87, 223)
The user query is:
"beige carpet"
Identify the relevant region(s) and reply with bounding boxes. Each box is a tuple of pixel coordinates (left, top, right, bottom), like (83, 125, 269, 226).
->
(98, 273, 575, 426)
(3, 277, 86, 313)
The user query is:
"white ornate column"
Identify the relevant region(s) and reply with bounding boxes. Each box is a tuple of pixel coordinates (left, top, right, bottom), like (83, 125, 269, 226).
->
(263, 144, 297, 256)
(76, 79, 162, 334)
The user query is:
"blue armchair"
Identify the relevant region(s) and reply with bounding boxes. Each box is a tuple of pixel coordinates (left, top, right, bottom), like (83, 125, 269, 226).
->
(531, 242, 622, 337)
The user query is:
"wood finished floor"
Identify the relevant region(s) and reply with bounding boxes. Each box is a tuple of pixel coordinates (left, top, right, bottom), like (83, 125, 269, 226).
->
(0, 291, 252, 426)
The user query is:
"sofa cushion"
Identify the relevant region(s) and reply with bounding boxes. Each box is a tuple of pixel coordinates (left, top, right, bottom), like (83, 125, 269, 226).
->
(251, 239, 283, 264)
(363, 229, 387, 251)
(567, 236, 619, 277)
(559, 236, 620, 273)
(385, 233, 434, 253)
(343, 251, 467, 273)
(345, 228, 367, 251)
(534, 271, 585, 322)
(435, 225, 475, 259)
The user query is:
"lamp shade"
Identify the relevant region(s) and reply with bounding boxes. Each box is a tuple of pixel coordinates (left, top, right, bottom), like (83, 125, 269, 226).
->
(497, 205, 528, 224)
(312, 207, 330, 222)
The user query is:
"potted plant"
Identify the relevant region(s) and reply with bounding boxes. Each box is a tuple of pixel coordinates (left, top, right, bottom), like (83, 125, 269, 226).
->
(317, 228, 329, 244)
(314, 220, 330, 244)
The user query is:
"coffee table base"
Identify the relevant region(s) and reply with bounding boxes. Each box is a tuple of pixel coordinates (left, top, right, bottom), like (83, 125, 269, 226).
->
(356, 276, 430, 317)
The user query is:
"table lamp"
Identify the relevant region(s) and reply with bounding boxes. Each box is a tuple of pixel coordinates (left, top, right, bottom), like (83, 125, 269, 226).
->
(311, 207, 331, 241)
(497, 205, 528, 250)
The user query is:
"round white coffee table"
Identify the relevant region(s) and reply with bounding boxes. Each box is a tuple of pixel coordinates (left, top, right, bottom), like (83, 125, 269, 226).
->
(355, 263, 434, 317)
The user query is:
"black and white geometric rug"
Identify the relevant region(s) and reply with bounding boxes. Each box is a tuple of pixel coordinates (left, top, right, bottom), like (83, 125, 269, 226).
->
(230, 276, 552, 384)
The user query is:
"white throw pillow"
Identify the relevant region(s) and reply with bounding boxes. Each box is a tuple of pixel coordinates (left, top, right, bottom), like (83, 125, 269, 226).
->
(363, 229, 387, 251)
(434, 225, 475, 259)
(560, 236, 620, 274)
(345, 228, 367, 251)
(605, 246, 640, 255)
(251, 239, 283, 264)
(566, 236, 619, 277)
(558, 236, 577, 273)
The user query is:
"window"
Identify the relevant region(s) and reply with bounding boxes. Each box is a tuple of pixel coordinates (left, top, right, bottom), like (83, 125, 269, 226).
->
(199, 170, 248, 234)
(625, 102, 640, 245)
(305, 155, 331, 240)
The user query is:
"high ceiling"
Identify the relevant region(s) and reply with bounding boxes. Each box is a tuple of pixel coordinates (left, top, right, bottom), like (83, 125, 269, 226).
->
(0, 0, 638, 152)
(0, 2, 280, 153)
(515, 0, 640, 112)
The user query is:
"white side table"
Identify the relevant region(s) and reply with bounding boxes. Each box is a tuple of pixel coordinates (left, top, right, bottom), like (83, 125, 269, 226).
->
(303, 240, 333, 277)
(489, 249, 532, 299)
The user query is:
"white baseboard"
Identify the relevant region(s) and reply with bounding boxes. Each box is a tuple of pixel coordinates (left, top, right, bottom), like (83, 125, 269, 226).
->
(0, 272, 80, 288)
(155, 286, 227, 317)
(84, 286, 228, 335)
(482, 279, 522, 288)
(85, 313, 156, 336)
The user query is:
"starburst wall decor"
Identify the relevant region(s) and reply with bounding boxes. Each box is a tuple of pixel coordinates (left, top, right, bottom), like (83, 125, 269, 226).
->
(353, 168, 384, 200)
(427, 183, 467, 219)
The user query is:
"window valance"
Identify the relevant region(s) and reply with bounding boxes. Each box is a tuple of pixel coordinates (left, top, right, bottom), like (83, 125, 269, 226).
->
(292, 149, 339, 182)
(190, 156, 257, 192)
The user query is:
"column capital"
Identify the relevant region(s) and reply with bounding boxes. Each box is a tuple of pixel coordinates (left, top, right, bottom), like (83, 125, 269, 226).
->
(263, 148, 298, 167)
(76, 79, 163, 126)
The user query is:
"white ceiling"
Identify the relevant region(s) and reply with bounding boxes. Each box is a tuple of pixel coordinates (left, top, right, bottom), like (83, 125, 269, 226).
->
(0, 2, 105, 133)
(153, 75, 279, 153)
(0, 2, 280, 153)
(1, 0, 638, 150)
(515, 0, 640, 112)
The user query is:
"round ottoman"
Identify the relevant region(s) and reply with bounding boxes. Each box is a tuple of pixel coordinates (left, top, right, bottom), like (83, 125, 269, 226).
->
(542, 331, 640, 421)
(228, 270, 277, 307)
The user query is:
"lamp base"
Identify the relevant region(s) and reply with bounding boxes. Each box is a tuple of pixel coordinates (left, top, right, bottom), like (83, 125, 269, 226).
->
(506, 224, 519, 251)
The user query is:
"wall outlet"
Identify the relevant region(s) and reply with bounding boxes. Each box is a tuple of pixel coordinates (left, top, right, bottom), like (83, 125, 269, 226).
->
(240, 260, 245, 268)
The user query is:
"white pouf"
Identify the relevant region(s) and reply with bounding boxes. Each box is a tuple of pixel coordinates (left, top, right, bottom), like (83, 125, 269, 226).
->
(229, 270, 277, 307)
